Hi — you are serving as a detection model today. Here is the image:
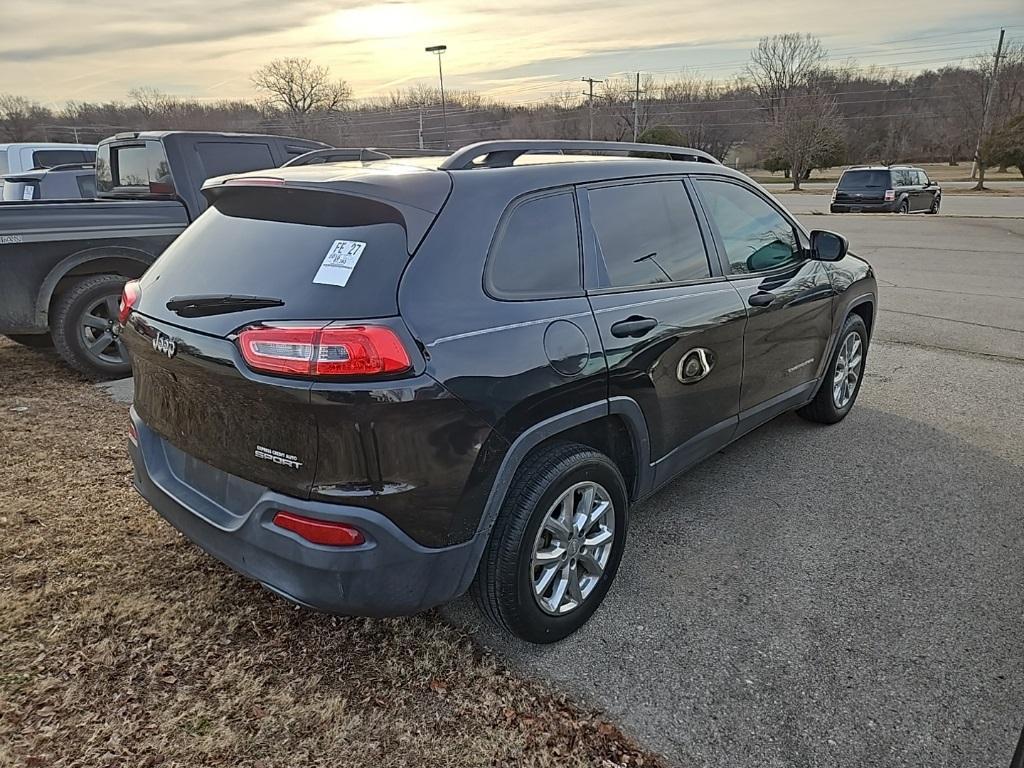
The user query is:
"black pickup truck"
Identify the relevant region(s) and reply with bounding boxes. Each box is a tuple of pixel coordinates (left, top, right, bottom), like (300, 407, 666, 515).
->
(0, 131, 326, 377)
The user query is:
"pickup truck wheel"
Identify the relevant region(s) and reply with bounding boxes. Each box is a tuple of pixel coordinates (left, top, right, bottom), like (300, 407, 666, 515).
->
(472, 442, 628, 644)
(5, 333, 53, 348)
(797, 314, 868, 424)
(51, 274, 131, 379)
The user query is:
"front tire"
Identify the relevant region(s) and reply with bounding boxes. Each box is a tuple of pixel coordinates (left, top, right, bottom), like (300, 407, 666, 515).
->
(797, 314, 868, 424)
(472, 442, 628, 644)
(927, 195, 940, 214)
(51, 274, 131, 379)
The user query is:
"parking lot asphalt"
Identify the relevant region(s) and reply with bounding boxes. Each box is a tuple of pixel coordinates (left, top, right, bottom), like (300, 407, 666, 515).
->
(100, 199, 1024, 767)
(444, 205, 1024, 767)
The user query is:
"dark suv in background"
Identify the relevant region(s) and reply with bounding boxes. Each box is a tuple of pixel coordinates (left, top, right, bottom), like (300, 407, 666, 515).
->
(830, 165, 941, 214)
(122, 140, 877, 643)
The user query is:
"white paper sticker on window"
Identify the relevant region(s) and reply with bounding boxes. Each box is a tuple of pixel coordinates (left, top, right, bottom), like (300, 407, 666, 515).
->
(313, 240, 366, 287)
(22, 185, 34, 200)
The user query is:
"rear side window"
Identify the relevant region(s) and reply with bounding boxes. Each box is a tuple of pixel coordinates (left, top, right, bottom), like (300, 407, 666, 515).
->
(32, 149, 94, 169)
(588, 180, 710, 288)
(96, 141, 174, 194)
(76, 174, 96, 198)
(195, 142, 275, 180)
(2, 181, 35, 201)
(487, 192, 581, 299)
(839, 170, 890, 189)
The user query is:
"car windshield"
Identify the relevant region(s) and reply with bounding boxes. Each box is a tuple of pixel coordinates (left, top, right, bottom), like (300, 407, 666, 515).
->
(839, 170, 890, 189)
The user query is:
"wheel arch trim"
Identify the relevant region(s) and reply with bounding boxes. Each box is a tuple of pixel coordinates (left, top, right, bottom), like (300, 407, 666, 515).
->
(454, 398, 652, 595)
(35, 247, 153, 327)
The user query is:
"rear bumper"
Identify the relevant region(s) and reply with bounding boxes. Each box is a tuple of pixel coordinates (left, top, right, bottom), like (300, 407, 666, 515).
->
(128, 408, 482, 616)
(830, 201, 898, 213)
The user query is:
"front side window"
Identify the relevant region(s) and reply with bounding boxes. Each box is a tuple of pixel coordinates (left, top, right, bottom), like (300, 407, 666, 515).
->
(587, 180, 710, 288)
(486, 192, 581, 298)
(695, 179, 801, 275)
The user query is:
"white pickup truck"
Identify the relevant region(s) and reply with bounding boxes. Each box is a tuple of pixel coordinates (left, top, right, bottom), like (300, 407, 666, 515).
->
(0, 143, 96, 192)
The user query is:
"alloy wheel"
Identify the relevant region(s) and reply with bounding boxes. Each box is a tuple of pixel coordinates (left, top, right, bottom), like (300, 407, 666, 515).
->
(832, 330, 863, 408)
(530, 481, 615, 616)
(78, 294, 127, 366)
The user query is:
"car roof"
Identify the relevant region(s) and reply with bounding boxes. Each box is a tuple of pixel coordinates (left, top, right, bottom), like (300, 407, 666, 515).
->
(843, 165, 921, 171)
(209, 151, 747, 214)
(0, 142, 95, 151)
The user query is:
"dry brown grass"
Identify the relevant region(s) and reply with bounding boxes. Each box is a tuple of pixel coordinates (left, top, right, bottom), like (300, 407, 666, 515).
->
(0, 339, 664, 768)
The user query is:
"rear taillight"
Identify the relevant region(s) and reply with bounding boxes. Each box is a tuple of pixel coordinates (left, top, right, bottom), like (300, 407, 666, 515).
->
(128, 421, 138, 447)
(237, 325, 411, 378)
(118, 280, 141, 325)
(884, 189, 896, 201)
(272, 511, 365, 546)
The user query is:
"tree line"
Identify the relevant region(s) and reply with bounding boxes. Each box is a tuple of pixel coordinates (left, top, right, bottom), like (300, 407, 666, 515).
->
(1, 34, 1022, 189)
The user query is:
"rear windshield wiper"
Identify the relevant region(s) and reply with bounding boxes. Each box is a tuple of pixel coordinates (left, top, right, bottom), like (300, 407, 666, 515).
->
(166, 294, 285, 318)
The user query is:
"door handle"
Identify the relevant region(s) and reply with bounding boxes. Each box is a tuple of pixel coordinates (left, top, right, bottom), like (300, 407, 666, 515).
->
(610, 316, 657, 338)
(748, 291, 776, 307)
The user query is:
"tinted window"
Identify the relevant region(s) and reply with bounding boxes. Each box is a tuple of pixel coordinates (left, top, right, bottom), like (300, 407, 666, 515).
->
(195, 142, 276, 180)
(96, 142, 173, 193)
(0, 152, 9, 175)
(76, 173, 96, 198)
(487, 192, 581, 298)
(838, 170, 889, 189)
(696, 179, 800, 274)
(588, 181, 710, 288)
(32, 149, 94, 169)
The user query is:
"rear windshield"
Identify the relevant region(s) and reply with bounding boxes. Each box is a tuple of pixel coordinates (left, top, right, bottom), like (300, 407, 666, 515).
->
(140, 188, 411, 325)
(96, 141, 174, 195)
(838, 170, 890, 189)
(32, 149, 95, 169)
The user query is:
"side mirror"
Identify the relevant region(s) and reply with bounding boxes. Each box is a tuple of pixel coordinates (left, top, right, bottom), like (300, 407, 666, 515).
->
(810, 230, 848, 261)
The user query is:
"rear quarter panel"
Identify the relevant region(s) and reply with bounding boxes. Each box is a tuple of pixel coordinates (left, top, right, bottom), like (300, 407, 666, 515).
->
(0, 200, 187, 331)
(399, 174, 608, 542)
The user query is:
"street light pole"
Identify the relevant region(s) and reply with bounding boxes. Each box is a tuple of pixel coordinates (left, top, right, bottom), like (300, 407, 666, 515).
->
(426, 44, 449, 149)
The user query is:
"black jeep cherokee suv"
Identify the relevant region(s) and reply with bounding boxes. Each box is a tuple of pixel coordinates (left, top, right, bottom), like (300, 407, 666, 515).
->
(123, 140, 877, 643)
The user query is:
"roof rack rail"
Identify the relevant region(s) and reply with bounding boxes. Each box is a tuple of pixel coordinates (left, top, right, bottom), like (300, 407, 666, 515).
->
(439, 140, 721, 171)
(283, 147, 444, 168)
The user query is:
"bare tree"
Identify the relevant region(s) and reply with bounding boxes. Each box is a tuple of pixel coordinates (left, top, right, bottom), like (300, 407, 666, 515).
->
(768, 90, 844, 190)
(0, 94, 50, 141)
(251, 57, 351, 117)
(745, 33, 827, 123)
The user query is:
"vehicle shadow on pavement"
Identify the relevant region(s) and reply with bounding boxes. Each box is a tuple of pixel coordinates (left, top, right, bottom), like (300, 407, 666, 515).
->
(446, 405, 1024, 768)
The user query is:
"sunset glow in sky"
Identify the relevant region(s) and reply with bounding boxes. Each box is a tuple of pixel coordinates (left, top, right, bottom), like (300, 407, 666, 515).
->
(3, 0, 1021, 105)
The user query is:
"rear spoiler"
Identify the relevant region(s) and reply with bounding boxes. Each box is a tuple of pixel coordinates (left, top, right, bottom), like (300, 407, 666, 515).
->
(200, 177, 449, 253)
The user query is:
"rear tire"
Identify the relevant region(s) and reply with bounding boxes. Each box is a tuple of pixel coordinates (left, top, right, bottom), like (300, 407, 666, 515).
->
(896, 200, 909, 214)
(797, 314, 868, 425)
(5, 333, 53, 348)
(51, 274, 131, 380)
(472, 442, 628, 644)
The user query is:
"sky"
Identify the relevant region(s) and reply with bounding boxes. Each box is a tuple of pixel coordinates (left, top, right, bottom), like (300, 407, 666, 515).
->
(2, 0, 1022, 106)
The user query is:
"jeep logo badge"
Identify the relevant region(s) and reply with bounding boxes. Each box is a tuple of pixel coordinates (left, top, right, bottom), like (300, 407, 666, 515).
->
(152, 333, 177, 358)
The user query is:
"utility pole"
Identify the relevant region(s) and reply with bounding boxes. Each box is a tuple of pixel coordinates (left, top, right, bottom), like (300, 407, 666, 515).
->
(418, 107, 424, 150)
(971, 28, 1006, 188)
(581, 77, 603, 140)
(632, 72, 641, 142)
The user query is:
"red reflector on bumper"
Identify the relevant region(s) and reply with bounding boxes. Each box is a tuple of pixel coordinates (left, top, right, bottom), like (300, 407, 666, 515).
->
(272, 511, 365, 547)
(128, 421, 139, 446)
